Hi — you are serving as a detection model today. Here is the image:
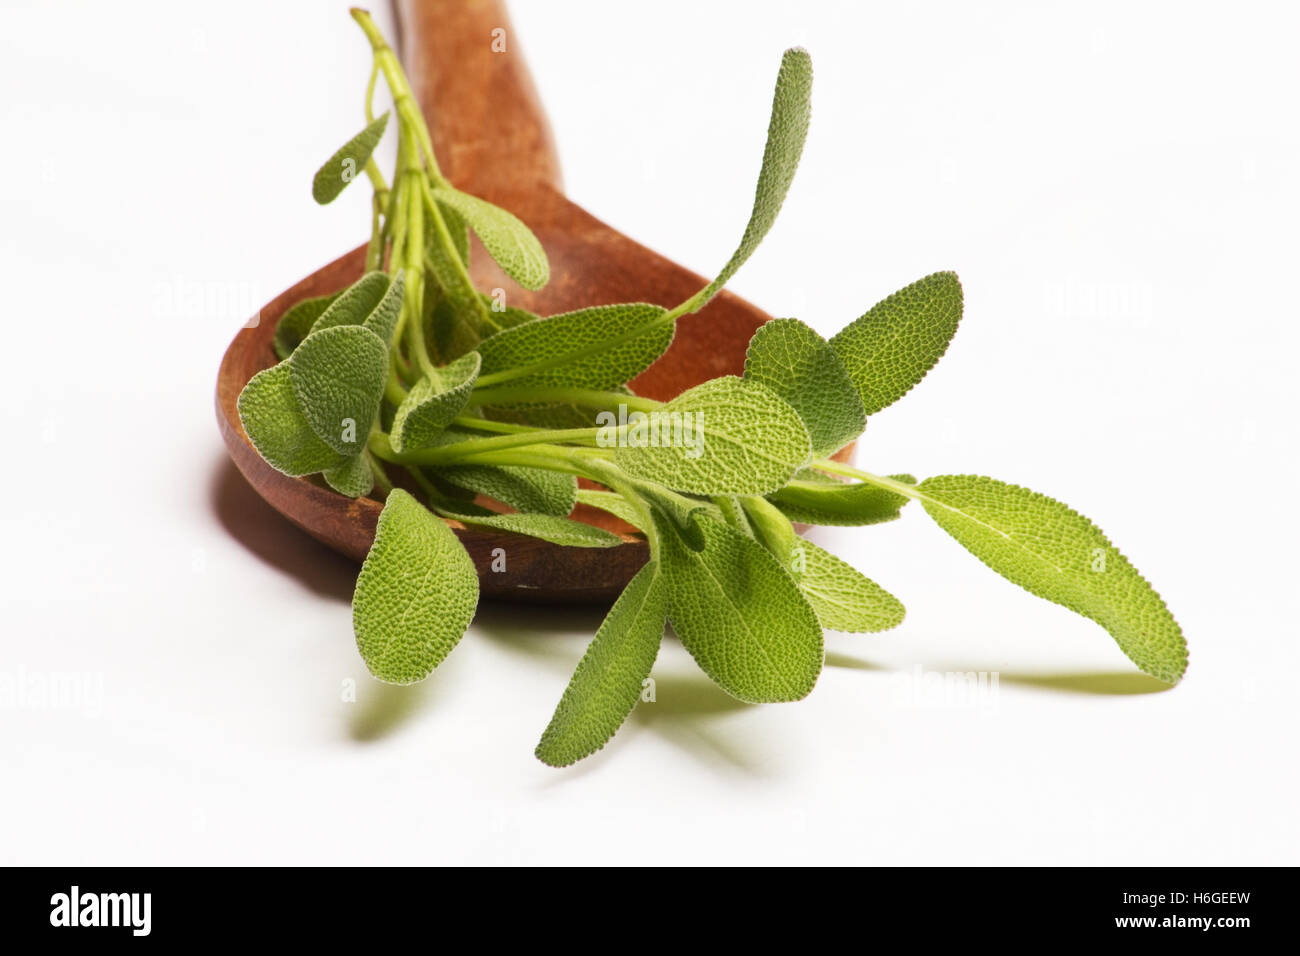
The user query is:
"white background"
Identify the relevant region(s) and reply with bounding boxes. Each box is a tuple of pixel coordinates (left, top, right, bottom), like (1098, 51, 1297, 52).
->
(2, 0, 1296, 865)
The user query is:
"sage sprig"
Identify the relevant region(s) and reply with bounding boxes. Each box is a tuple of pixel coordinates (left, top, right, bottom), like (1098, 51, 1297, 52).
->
(236, 10, 1187, 767)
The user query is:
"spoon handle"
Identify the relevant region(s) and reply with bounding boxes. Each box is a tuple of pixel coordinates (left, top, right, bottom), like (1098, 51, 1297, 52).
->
(395, 0, 563, 196)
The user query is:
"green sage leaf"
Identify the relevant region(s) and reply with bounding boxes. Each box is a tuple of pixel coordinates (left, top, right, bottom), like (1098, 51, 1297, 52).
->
(273, 291, 341, 360)
(477, 303, 671, 392)
(830, 271, 963, 416)
(236, 362, 344, 476)
(739, 494, 796, 562)
(309, 271, 391, 335)
(323, 453, 374, 499)
(432, 186, 549, 290)
(437, 200, 471, 265)
(435, 507, 623, 548)
(289, 324, 389, 455)
(435, 463, 576, 516)
(361, 270, 405, 347)
(792, 539, 905, 633)
(916, 475, 1187, 683)
(768, 472, 915, 526)
(536, 561, 668, 767)
(312, 111, 389, 204)
(352, 489, 479, 684)
(613, 376, 811, 496)
(657, 513, 823, 703)
(390, 352, 481, 453)
(585, 463, 717, 550)
(744, 318, 865, 458)
(426, 432, 578, 515)
(691, 48, 812, 311)
(576, 489, 648, 533)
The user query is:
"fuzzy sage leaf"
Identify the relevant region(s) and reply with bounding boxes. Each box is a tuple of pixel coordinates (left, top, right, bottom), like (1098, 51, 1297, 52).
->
(435, 506, 624, 549)
(432, 187, 549, 291)
(274, 291, 341, 359)
(536, 561, 667, 766)
(237, 362, 344, 476)
(793, 539, 905, 633)
(688, 48, 812, 313)
(831, 272, 963, 416)
(312, 111, 389, 205)
(613, 377, 811, 496)
(323, 453, 374, 499)
(769, 472, 915, 526)
(744, 318, 866, 458)
(289, 324, 389, 455)
(390, 352, 481, 453)
(477, 303, 671, 392)
(353, 489, 479, 683)
(916, 475, 1187, 683)
(309, 271, 390, 335)
(657, 513, 823, 703)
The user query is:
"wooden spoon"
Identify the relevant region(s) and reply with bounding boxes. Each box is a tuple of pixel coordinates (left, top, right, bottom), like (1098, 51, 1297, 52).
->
(216, 0, 846, 603)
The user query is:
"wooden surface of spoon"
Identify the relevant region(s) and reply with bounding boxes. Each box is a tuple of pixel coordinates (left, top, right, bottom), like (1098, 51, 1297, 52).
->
(216, 0, 846, 603)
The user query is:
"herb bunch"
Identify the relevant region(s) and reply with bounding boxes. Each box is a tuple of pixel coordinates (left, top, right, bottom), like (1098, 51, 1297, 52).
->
(237, 10, 1186, 767)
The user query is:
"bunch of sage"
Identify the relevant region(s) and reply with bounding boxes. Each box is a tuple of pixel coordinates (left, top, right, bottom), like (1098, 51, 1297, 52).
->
(238, 10, 1186, 767)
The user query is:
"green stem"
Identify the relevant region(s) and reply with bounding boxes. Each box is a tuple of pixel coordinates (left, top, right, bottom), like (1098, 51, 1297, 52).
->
(813, 459, 922, 500)
(452, 415, 540, 435)
(469, 385, 662, 412)
(369, 426, 601, 467)
(351, 8, 446, 185)
(385, 366, 409, 405)
(367, 450, 394, 495)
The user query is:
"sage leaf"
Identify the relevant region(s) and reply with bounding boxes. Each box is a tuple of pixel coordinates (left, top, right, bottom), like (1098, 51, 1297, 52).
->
(744, 318, 865, 458)
(361, 269, 405, 347)
(769, 472, 915, 526)
(715, 496, 755, 537)
(793, 539, 904, 633)
(478, 293, 538, 329)
(323, 453, 374, 499)
(535, 561, 667, 767)
(690, 48, 812, 311)
(916, 475, 1187, 683)
(477, 303, 672, 392)
(586, 463, 717, 550)
(613, 376, 811, 496)
(273, 291, 341, 360)
(353, 489, 479, 684)
(437, 200, 471, 265)
(390, 352, 481, 453)
(830, 271, 963, 416)
(312, 111, 389, 204)
(575, 489, 648, 533)
(236, 362, 344, 476)
(739, 494, 796, 563)
(289, 324, 389, 455)
(425, 225, 491, 340)
(657, 513, 823, 703)
(309, 271, 390, 335)
(427, 432, 578, 515)
(435, 507, 623, 548)
(432, 186, 549, 290)
(435, 463, 576, 516)
(426, 292, 478, 364)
